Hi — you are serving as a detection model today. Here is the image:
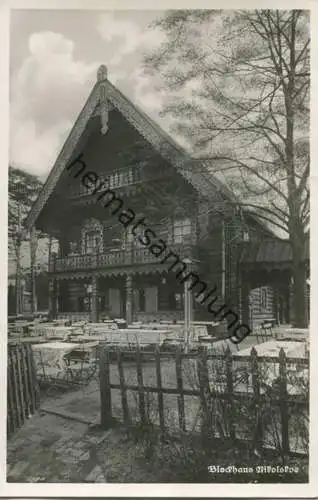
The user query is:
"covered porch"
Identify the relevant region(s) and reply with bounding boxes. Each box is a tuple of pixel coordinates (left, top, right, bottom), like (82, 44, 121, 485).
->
(239, 238, 309, 330)
(50, 270, 194, 324)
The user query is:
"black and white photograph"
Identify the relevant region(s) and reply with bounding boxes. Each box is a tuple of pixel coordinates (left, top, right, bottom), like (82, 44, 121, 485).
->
(3, 0, 315, 495)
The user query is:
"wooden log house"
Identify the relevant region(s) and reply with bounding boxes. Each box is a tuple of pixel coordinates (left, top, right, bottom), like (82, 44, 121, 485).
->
(24, 65, 306, 330)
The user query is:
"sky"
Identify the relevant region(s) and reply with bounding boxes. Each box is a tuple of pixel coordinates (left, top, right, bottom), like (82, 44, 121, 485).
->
(9, 9, 176, 272)
(9, 9, 174, 179)
(8, 8, 294, 247)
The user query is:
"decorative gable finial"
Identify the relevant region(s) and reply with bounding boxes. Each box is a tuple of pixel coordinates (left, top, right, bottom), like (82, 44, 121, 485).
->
(97, 64, 108, 82)
(99, 83, 109, 134)
(97, 65, 109, 134)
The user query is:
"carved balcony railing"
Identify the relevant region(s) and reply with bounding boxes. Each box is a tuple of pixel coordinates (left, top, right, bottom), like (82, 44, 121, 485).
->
(49, 243, 195, 273)
(69, 164, 167, 198)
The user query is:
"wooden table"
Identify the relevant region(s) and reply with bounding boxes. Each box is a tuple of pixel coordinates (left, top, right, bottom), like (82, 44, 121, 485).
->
(80, 328, 173, 346)
(278, 328, 309, 341)
(70, 335, 106, 343)
(235, 340, 307, 358)
(9, 321, 36, 335)
(8, 336, 48, 345)
(233, 340, 308, 394)
(30, 325, 78, 338)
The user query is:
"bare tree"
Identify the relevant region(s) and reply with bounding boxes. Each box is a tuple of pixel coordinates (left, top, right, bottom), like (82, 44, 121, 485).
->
(144, 9, 310, 327)
(9, 166, 44, 313)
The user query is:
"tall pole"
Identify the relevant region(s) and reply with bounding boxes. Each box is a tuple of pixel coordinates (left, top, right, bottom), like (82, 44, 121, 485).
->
(184, 280, 189, 352)
(183, 260, 193, 352)
(125, 274, 133, 325)
(15, 201, 22, 315)
(221, 218, 226, 301)
(91, 276, 98, 323)
(187, 280, 193, 347)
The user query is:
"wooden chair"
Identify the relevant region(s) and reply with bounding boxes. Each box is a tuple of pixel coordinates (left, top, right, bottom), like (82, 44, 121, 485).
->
(260, 319, 276, 341)
(63, 343, 100, 385)
(32, 349, 76, 396)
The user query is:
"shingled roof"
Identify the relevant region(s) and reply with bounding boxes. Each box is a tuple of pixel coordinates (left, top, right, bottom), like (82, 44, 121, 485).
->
(240, 237, 309, 267)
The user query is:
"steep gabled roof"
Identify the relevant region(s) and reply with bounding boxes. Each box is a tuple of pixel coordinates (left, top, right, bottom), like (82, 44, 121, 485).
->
(24, 65, 271, 234)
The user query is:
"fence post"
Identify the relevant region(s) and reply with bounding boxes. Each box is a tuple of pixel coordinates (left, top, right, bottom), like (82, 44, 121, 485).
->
(251, 346, 262, 452)
(28, 343, 40, 410)
(7, 343, 40, 436)
(197, 346, 212, 443)
(20, 345, 31, 418)
(7, 349, 15, 434)
(175, 346, 186, 431)
(17, 345, 27, 422)
(99, 344, 112, 429)
(225, 346, 235, 442)
(136, 344, 146, 425)
(155, 345, 165, 434)
(25, 344, 36, 415)
(279, 348, 289, 457)
(117, 349, 130, 425)
(11, 347, 22, 429)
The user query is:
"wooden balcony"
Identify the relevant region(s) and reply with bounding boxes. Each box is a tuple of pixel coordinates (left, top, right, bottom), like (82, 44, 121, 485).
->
(49, 244, 195, 274)
(69, 164, 167, 198)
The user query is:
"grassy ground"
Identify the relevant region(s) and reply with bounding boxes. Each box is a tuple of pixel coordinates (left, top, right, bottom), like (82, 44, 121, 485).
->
(39, 333, 308, 452)
(7, 414, 308, 483)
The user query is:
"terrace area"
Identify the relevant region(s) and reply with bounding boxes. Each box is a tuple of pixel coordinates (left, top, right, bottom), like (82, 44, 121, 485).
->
(7, 318, 309, 483)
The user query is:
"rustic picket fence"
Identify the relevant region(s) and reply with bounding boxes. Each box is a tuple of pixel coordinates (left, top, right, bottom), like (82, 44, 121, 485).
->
(7, 343, 40, 436)
(99, 345, 309, 456)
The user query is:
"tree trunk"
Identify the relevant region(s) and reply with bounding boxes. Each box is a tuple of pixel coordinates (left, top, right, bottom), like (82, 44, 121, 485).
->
(291, 240, 308, 328)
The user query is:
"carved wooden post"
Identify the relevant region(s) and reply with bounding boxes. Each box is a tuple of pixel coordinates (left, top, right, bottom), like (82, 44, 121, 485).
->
(48, 279, 57, 319)
(289, 276, 294, 324)
(56, 280, 60, 315)
(91, 275, 99, 323)
(125, 274, 133, 325)
(273, 284, 280, 325)
(241, 275, 250, 327)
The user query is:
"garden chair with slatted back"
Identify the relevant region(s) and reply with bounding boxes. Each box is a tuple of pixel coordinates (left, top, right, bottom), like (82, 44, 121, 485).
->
(32, 348, 75, 395)
(64, 342, 100, 385)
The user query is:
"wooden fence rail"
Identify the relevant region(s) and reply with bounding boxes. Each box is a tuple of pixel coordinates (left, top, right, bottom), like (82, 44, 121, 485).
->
(7, 343, 40, 436)
(99, 345, 309, 456)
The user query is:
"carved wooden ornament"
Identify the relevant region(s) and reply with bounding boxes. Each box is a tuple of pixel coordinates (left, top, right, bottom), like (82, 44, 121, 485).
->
(100, 84, 109, 135)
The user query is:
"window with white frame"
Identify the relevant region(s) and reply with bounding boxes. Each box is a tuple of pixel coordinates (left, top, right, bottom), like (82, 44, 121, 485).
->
(172, 218, 192, 244)
(85, 230, 100, 254)
(81, 218, 103, 254)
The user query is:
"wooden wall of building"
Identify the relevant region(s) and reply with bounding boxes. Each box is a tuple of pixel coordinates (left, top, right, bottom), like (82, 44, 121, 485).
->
(249, 285, 275, 327)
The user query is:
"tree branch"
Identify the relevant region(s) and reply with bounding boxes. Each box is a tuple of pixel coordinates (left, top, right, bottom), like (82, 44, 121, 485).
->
(240, 202, 288, 227)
